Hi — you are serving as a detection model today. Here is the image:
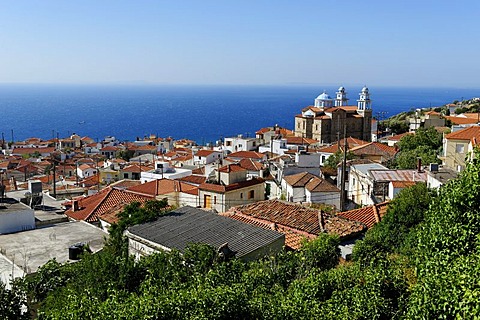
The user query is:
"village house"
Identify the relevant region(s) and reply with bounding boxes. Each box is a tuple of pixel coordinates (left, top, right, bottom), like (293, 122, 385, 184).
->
(199, 164, 264, 212)
(255, 125, 294, 145)
(65, 186, 154, 227)
(224, 135, 260, 153)
(348, 162, 427, 206)
(127, 178, 199, 208)
(281, 171, 340, 208)
(442, 126, 480, 172)
(76, 163, 97, 179)
(125, 206, 285, 262)
(193, 149, 223, 166)
(140, 161, 192, 183)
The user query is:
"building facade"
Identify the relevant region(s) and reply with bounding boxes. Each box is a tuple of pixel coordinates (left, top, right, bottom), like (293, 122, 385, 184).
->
(294, 86, 373, 143)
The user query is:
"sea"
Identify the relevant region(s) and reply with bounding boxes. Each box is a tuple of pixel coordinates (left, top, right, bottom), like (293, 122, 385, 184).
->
(0, 84, 479, 144)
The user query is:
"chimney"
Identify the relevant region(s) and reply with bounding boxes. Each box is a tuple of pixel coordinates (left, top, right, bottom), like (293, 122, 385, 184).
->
(72, 199, 79, 212)
(417, 157, 422, 173)
(318, 211, 325, 232)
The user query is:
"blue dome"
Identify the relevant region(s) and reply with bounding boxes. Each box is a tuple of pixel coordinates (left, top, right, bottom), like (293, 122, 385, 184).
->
(316, 92, 332, 100)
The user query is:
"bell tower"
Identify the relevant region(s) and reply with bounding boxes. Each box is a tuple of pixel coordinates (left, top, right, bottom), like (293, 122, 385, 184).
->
(335, 86, 349, 106)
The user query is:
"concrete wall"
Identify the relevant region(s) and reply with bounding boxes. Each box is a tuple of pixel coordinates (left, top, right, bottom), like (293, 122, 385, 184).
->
(306, 190, 340, 209)
(0, 206, 35, 234)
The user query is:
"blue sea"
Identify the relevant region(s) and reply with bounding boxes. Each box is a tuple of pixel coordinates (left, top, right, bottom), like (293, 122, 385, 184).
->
(0, 84, 479, 144)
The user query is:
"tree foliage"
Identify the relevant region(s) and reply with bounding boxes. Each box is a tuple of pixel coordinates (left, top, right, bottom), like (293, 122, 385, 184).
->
(323, 150, 356, 170)
(391, 127, 442, 169)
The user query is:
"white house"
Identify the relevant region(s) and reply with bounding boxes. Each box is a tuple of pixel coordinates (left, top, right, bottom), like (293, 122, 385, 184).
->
(140, 161, 192, 183)
(224, 135, 260, 153)
(193, 149, 223, 166)
(281, 171, 340, 208)
(77, 163, 97, 179)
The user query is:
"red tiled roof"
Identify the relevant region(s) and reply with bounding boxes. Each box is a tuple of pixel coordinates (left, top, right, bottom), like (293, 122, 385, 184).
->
(391, 180, 417, 188)
(337, 202, 390, 229)
(218, 164, 247, 173)
(224, 200, 365, 240)
(387, 132, 414, 141)
(191, 167, 205, 175)
(127, 179, 198, 196)
(283, 172, 316, 187)
(100, 146, 119, 151)
(285, 136, 318, 145)
(350, 142, 397, 158)
(122, 164, 143, 173)
(199, 177, 264, 193)
(444, 116, 478, 125)
(445, 126, 480, 141)
(284, 172, 339, 192)
(195, 149, 216, 157)
(228, 151, 265, 160)
(224, 212, 313, 250)
(177, 175, 207, 185)
(65, 187, 153, 222)
(318, 144, 341, 154)
(305, 176, 339, 193)
(238, 158, 264, 171)
(11, 147, 55, 155)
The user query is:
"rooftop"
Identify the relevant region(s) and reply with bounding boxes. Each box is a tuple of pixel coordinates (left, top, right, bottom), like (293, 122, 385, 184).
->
(127, 206, 284, 259)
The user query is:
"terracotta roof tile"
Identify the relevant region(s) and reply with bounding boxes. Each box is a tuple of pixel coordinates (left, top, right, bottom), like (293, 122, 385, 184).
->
(228, 151, 265, 160)
(218, 164, 247, 173)
(337, 202, 390, 228)
(199, 177, 264, 193)
(445, 126, 480, 141)
(238, 158, 264, 171)
(127, 179, 198, 197)
(350, 142, 397, 158)
(386, 132, 413, 141)
(195, 150, 217, 157)
(65, 187, 153, 222)
(224, 200, 365, 240)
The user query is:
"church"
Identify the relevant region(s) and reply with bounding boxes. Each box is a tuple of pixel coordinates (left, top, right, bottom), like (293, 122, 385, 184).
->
(294, 86, 372, 143)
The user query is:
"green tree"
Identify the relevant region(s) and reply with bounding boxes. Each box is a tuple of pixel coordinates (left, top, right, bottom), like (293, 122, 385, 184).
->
(0, 282, 29, 320)
(323, 150, 356, 170)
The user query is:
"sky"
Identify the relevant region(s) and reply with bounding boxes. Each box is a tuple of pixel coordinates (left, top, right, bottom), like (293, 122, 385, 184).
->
(0, 0, 479, 87)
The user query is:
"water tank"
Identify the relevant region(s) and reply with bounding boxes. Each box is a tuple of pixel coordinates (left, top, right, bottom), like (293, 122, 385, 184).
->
(28, 180, 43, 194)
(68, 245, 83, 260)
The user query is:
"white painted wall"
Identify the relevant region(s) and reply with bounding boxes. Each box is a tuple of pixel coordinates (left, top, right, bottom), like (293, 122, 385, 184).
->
(0, 205, 35, 234)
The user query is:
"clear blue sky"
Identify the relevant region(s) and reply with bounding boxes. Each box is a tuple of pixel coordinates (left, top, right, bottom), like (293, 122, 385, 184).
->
(1, 0, 479, 87)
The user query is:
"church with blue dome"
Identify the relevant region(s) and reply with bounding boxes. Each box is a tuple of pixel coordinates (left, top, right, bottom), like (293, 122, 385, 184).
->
(295, 86, 372, 143)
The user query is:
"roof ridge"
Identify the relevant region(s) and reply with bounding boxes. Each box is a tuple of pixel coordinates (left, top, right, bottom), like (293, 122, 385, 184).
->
(84, 187, 114, 221)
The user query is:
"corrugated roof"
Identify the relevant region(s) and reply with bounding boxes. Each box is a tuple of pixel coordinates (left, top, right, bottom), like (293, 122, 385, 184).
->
(127, 206, 284, 258)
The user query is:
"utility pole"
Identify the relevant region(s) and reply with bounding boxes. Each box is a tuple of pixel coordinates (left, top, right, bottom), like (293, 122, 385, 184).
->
(52, 159, 57, 199)
(340, 124, 348, 212)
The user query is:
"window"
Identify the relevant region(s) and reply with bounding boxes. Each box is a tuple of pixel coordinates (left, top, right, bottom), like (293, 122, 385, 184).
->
(214, 196, 217, 204)
(297, 122, 301, 129)
(226, 141, 232, 146)
(240, 193, 243, 199)
(456, 143, 465, 153)
(248, 190, 254, 199)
